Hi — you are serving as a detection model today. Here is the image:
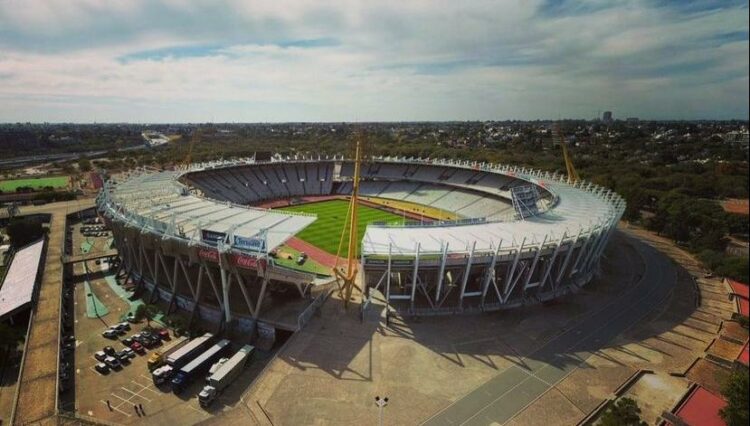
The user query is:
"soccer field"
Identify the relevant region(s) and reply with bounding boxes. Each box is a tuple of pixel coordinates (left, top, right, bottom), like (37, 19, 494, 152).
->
(279, 199, 404, 256)
(0, 176, 69, 192)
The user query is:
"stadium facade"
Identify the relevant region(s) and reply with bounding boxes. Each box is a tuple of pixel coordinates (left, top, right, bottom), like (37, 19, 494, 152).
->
(97, 157, 624, 333)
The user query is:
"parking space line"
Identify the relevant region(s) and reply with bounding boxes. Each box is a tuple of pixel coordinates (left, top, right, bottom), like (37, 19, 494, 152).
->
(120, 386, 152, 402)
(132, 379, 161, 395)
(185, 401, 211, 418)
(110, 393, 132, 405)
(100, 399, 132, 417)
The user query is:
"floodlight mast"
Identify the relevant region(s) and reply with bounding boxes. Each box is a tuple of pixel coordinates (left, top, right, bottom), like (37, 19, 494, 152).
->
(554, 122, 580, 183)
(334, 136, 363, 309)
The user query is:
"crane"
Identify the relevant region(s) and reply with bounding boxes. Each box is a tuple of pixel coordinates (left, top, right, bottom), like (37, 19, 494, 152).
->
(333, 136, 363, 309)
(554, 123, 580, 183)
(184, 128, 202, 168)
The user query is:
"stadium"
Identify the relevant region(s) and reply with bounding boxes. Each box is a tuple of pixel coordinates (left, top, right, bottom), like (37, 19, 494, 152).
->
(96, 157, 625, 336)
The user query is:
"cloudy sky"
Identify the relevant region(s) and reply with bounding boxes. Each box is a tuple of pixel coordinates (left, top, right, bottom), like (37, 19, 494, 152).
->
(0, 0, 747, 122)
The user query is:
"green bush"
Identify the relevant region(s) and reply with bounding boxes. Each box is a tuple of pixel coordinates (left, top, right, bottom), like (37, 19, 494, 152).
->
(721, 369, 749, 426)
(598, 397, 646, 426)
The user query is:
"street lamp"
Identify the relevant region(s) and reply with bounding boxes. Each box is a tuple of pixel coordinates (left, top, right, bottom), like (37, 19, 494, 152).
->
(375, 396, 388, 426)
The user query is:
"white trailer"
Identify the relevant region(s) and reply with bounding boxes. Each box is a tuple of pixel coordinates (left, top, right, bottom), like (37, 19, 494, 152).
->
(198, 345, 254, 407)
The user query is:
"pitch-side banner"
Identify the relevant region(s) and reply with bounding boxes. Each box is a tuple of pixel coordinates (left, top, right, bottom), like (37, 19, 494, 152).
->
(201, 230, 227, 246)
(233, 235, 266, 252)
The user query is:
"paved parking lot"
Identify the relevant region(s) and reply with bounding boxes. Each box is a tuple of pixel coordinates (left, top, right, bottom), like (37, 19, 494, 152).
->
(68, 251, 274, 425)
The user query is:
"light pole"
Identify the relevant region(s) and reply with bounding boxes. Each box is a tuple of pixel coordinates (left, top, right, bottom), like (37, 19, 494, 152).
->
(375, 396, 388, 426)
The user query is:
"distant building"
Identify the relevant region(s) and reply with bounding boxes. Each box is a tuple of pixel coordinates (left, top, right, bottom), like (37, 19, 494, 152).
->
(723, 131, 749, 147)
(601, 111, 613, 124)
(626, 117, 639, 124)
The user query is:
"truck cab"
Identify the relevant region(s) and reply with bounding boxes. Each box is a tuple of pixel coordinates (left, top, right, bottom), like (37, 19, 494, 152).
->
(198, 385, 217, 407)
(148, 351, 164, 370)
(152, 365, 173, 385)
(171, 371, 189, 393)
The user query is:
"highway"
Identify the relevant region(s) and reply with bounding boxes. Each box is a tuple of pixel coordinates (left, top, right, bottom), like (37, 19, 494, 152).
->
(423, 232, 677, 426)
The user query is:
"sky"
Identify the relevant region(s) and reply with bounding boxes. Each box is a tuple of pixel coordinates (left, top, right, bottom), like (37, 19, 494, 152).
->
(0, 0, 748, 122)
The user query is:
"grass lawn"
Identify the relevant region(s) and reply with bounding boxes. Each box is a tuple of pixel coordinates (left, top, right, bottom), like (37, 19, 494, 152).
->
(0, 176, 69, 192)
(279, 199, 404, 256)
(272, 245, 331, 276)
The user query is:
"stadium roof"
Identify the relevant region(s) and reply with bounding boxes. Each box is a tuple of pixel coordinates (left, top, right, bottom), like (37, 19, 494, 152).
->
(100, 170, 316, 251)
(0, 239, 44, 320)
(362, 176, 620, 255)
(100, 159, 622, 257)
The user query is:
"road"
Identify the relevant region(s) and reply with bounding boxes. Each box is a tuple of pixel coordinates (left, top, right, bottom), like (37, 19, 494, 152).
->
(423, 232, 677, 426)
(9, 198, 95, 425)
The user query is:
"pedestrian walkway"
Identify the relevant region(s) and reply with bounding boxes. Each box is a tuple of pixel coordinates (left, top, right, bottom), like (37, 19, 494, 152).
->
(84, 277, 109, 318)
(98, 260, 166, 325)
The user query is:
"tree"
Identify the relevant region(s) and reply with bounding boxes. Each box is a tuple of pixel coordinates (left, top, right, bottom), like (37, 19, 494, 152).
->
(133, 304, 146, 322)
(6, 217, 46, 248)
(598, 397, 647, 426)
(143, 304, 159, 328)
(0, 323, 25, 348)
(720, 369, 749, 426)
(78, 157, 92, 172)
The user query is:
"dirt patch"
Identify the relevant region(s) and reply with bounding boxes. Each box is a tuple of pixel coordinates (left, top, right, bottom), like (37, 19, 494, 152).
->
(686, 358, 731, 395)
(707, 338, 744, 360)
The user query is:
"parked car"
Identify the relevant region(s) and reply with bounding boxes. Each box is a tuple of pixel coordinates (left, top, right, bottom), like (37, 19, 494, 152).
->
(141, 336, 158, 348)
(130, 341, 145, 353)
(103, 346, 116, 356)
(120, 347, 136, 358)
(95, 363, 110, 374)
(104, 356, 121, 369)
(116, 350, 131, 363)
(116, 322, 131, 331)
(121, 337, 134, 346)
(157, 329, 170, 340)
(94, 351, 107, 362)
(102, 329, 118, 339)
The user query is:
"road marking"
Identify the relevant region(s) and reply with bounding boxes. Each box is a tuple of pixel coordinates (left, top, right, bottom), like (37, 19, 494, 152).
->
(120, 386, 152, 402)
(132, 379, 161, 395)
(100, 399, 132, 417)
(110, 393, 133, 405)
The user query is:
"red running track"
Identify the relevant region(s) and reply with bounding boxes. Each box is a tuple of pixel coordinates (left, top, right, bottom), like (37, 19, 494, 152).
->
(285, 237, 346, 269)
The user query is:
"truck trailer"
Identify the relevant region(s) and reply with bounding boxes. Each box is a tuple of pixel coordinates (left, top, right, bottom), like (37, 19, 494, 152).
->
(153, 333, 214, 385)
(171, 339, 230, 394)
(166, 332, 214, 369)
(199, 345, 255, 407)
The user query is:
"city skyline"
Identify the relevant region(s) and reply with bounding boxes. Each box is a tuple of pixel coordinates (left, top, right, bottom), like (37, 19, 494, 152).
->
(1, 0, 748, 123)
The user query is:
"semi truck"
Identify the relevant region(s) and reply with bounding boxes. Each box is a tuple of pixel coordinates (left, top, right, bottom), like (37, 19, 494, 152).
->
(171, 339, 230, 394)
(148, 338, 189, 370)
(166, 332, 214, 368)
(198, 345, 255, 407)
(152, 333, 213, 384)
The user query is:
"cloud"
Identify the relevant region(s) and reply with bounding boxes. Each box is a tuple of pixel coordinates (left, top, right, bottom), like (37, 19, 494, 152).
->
(0, 0, 747, 122)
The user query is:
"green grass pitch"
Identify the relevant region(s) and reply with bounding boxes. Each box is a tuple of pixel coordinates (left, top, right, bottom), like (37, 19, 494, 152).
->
(279, 199, 405, 256)
(0, 176, 69, 192)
